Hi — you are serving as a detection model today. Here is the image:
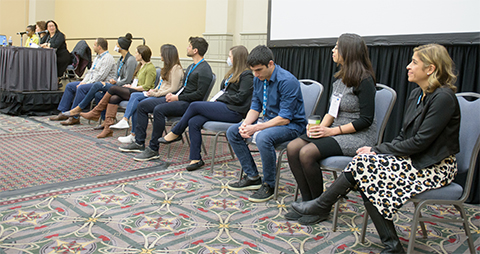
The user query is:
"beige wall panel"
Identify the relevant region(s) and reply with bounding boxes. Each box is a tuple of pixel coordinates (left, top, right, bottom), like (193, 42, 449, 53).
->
(0, 0, 29, 46)
(53, 0, 206, 57)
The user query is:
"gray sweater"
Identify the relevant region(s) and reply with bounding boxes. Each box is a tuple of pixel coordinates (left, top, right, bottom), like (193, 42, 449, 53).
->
(116, 52, 137, 86)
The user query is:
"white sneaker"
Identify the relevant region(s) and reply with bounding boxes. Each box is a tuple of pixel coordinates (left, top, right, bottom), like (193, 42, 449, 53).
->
(118, 134, 135, 144)
(111, 119, 130, 129)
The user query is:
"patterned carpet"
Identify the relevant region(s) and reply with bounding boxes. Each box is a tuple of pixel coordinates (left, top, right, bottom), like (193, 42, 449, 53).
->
(0, 113, 479, 253)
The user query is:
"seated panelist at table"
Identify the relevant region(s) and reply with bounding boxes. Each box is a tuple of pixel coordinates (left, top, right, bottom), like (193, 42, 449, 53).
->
(40, 20, 72, 77)
(24, 25, 39, 47)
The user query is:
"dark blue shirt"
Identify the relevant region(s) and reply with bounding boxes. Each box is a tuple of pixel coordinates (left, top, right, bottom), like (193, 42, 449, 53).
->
(251, 64, 306, 133)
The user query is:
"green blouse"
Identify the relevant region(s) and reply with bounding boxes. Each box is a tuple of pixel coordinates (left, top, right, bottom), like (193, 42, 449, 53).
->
(137, 62, 156, 90)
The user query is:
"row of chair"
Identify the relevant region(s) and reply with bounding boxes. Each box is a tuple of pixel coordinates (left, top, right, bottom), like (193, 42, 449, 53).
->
(197, 83, 479, 253)
(100, 73, 478, 253)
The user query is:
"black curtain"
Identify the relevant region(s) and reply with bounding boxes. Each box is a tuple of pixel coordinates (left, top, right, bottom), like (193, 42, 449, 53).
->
(272, 44, 480, 204)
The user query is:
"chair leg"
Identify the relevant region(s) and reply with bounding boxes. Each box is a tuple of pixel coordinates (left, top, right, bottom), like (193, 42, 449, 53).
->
(274, 148, 286, 200)
(210, 132, 221, 171)
(294, 185, 299, 201)
(360, 210, 369, 243)
(330, 171, 340, 232)
(407, 202, 424, 253)
(455, 204, 476, 254)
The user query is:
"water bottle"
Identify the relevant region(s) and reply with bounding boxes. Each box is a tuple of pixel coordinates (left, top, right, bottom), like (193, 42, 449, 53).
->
(8, 36, 12, 46)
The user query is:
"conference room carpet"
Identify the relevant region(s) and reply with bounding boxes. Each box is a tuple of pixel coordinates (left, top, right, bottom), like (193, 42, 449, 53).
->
(0, 113, 479, 253)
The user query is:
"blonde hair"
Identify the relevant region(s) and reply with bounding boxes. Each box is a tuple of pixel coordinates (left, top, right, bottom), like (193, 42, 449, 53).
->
(414, 44, 457, 93)
(225, 45, 250, 84)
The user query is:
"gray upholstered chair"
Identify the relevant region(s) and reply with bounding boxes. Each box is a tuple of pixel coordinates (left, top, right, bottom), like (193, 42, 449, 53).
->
(301, 84, 397, 231)
(359, 92, 479, 253)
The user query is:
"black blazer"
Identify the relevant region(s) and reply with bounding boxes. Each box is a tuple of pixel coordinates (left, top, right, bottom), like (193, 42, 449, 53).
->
(217, 70, 254, 116)
(372, 86, 460, 169)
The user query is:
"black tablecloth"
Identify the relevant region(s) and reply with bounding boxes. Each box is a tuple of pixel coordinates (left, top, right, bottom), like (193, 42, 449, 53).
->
(0, 46, 58, 91)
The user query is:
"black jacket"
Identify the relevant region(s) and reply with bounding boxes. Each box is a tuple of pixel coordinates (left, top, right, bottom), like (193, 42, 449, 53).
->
(217, 70, 253, 116)
(373, 86, 460, 169)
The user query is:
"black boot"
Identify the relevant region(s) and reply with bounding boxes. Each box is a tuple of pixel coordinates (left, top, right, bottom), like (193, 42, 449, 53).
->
(291, 173, 355, 218)
(364, 201, 405, 254)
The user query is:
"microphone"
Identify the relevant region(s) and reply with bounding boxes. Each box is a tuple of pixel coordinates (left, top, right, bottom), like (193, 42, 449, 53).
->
(17, 31, 27, 35)
(36, 30, 48, 34)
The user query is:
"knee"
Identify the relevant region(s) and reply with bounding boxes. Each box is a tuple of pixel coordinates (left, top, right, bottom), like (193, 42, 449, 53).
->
(226, 124, 241, 140)
(66, 82, 77, 91)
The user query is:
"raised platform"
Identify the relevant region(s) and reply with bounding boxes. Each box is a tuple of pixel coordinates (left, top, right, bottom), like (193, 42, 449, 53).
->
(0, 89, 63, 116)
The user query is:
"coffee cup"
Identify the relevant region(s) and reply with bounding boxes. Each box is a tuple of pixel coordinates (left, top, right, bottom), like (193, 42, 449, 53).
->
(307, 115, 321, 131)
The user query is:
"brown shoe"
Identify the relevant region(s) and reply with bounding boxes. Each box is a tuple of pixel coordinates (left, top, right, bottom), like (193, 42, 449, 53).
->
(60, 117, 80, 125)
(49, 113, 69, 121)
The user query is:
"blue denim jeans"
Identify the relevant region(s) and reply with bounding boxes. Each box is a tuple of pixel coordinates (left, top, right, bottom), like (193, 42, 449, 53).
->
(226, 122, 300, 187)
(57, 81, 81, 112)
(171, 101, 243, 160)
(124, 92, 155, 134)
(77, 81, 114, 109)
(135, 97, 190, 151)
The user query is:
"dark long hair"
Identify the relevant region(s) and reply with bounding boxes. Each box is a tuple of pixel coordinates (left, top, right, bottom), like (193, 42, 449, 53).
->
(334, 33, 375, 87)
(133, 45, 152, 78)
(225, 45, 249, 84)
(160, 44, 181, 81)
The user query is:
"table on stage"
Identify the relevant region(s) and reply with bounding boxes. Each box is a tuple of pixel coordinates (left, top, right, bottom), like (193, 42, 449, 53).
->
(0, 46, 58, 92)
(0, 46, 62, 115)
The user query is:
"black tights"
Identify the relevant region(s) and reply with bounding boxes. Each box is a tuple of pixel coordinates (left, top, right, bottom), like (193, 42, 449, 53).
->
(287, 138, 324, 201)
(108, 86, 136, 105)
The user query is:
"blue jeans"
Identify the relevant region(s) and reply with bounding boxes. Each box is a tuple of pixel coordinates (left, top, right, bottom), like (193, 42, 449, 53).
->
(135, 97, 190, 151)
(124, 92, 155, 134)
(171, 101, 243, 160)
(226, 122, 300, 187)
(57, 81, 81, 112)
(77, 81, 114, 109)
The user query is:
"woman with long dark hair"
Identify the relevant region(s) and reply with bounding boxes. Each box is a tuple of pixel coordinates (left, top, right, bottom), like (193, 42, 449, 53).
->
(159, 45, 254, 171)
(112, 44, 184, 144)
(285, 33, 377, 225)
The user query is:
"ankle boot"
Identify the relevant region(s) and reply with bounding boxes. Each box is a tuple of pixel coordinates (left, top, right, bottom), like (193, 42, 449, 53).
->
(96, 104, 118, 138)
(291, 173, 355, 216)
(364, 201, 406, 254)
(80, 92, 111, 121)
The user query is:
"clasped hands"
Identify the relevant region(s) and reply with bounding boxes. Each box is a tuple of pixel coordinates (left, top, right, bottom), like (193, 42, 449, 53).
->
(165, 93, 178, 102)
(239, 123, 257, 139)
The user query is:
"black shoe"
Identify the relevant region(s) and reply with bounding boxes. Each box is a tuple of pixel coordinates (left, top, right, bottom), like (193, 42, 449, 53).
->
(297, 214, 329, 225)
(119, 142, 145, 153)
(249, 183, 274, 202)
(133, 147, 160, 161)
(158, 135, 182, 144)
(284, 209, 303, 221)
(227, 175, 262, 191)
(186, 160, 205, 171)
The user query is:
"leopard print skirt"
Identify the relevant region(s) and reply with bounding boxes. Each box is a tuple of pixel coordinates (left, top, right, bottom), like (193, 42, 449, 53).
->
(344, 154, 457, 220)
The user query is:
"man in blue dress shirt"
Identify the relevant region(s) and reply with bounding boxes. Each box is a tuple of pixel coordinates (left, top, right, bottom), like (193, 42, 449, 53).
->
(227, 45, 306, 202)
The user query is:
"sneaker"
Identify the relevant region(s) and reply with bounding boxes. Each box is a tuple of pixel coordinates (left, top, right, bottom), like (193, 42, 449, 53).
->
(227, 175, 262, 191)
(111, 119, 130, 129)
(248, 183, 274, 202)
(133, 147, 160, 161)
(118, 134, 135, 144)
(119, 142, 145, 153)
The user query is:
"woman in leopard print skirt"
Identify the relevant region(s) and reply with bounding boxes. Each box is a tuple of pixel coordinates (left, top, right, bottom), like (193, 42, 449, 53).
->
(289, 44, 460, 254)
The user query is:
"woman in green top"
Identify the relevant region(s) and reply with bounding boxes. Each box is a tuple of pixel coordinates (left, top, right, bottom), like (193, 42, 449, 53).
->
(82, 45, 156, 138)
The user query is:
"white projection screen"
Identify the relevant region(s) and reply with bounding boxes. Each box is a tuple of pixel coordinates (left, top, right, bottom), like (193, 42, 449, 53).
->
(268, 0, 480, 47)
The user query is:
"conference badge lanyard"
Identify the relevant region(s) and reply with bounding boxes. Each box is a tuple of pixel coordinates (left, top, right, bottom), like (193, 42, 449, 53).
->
(328, 84, 347, 118)
(176, 58, 205, 96)
(116, 58, 125, 78)
(92, 51, 109, 71)
(251, 79, 269, 144)
(210, 74, 232, 102)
